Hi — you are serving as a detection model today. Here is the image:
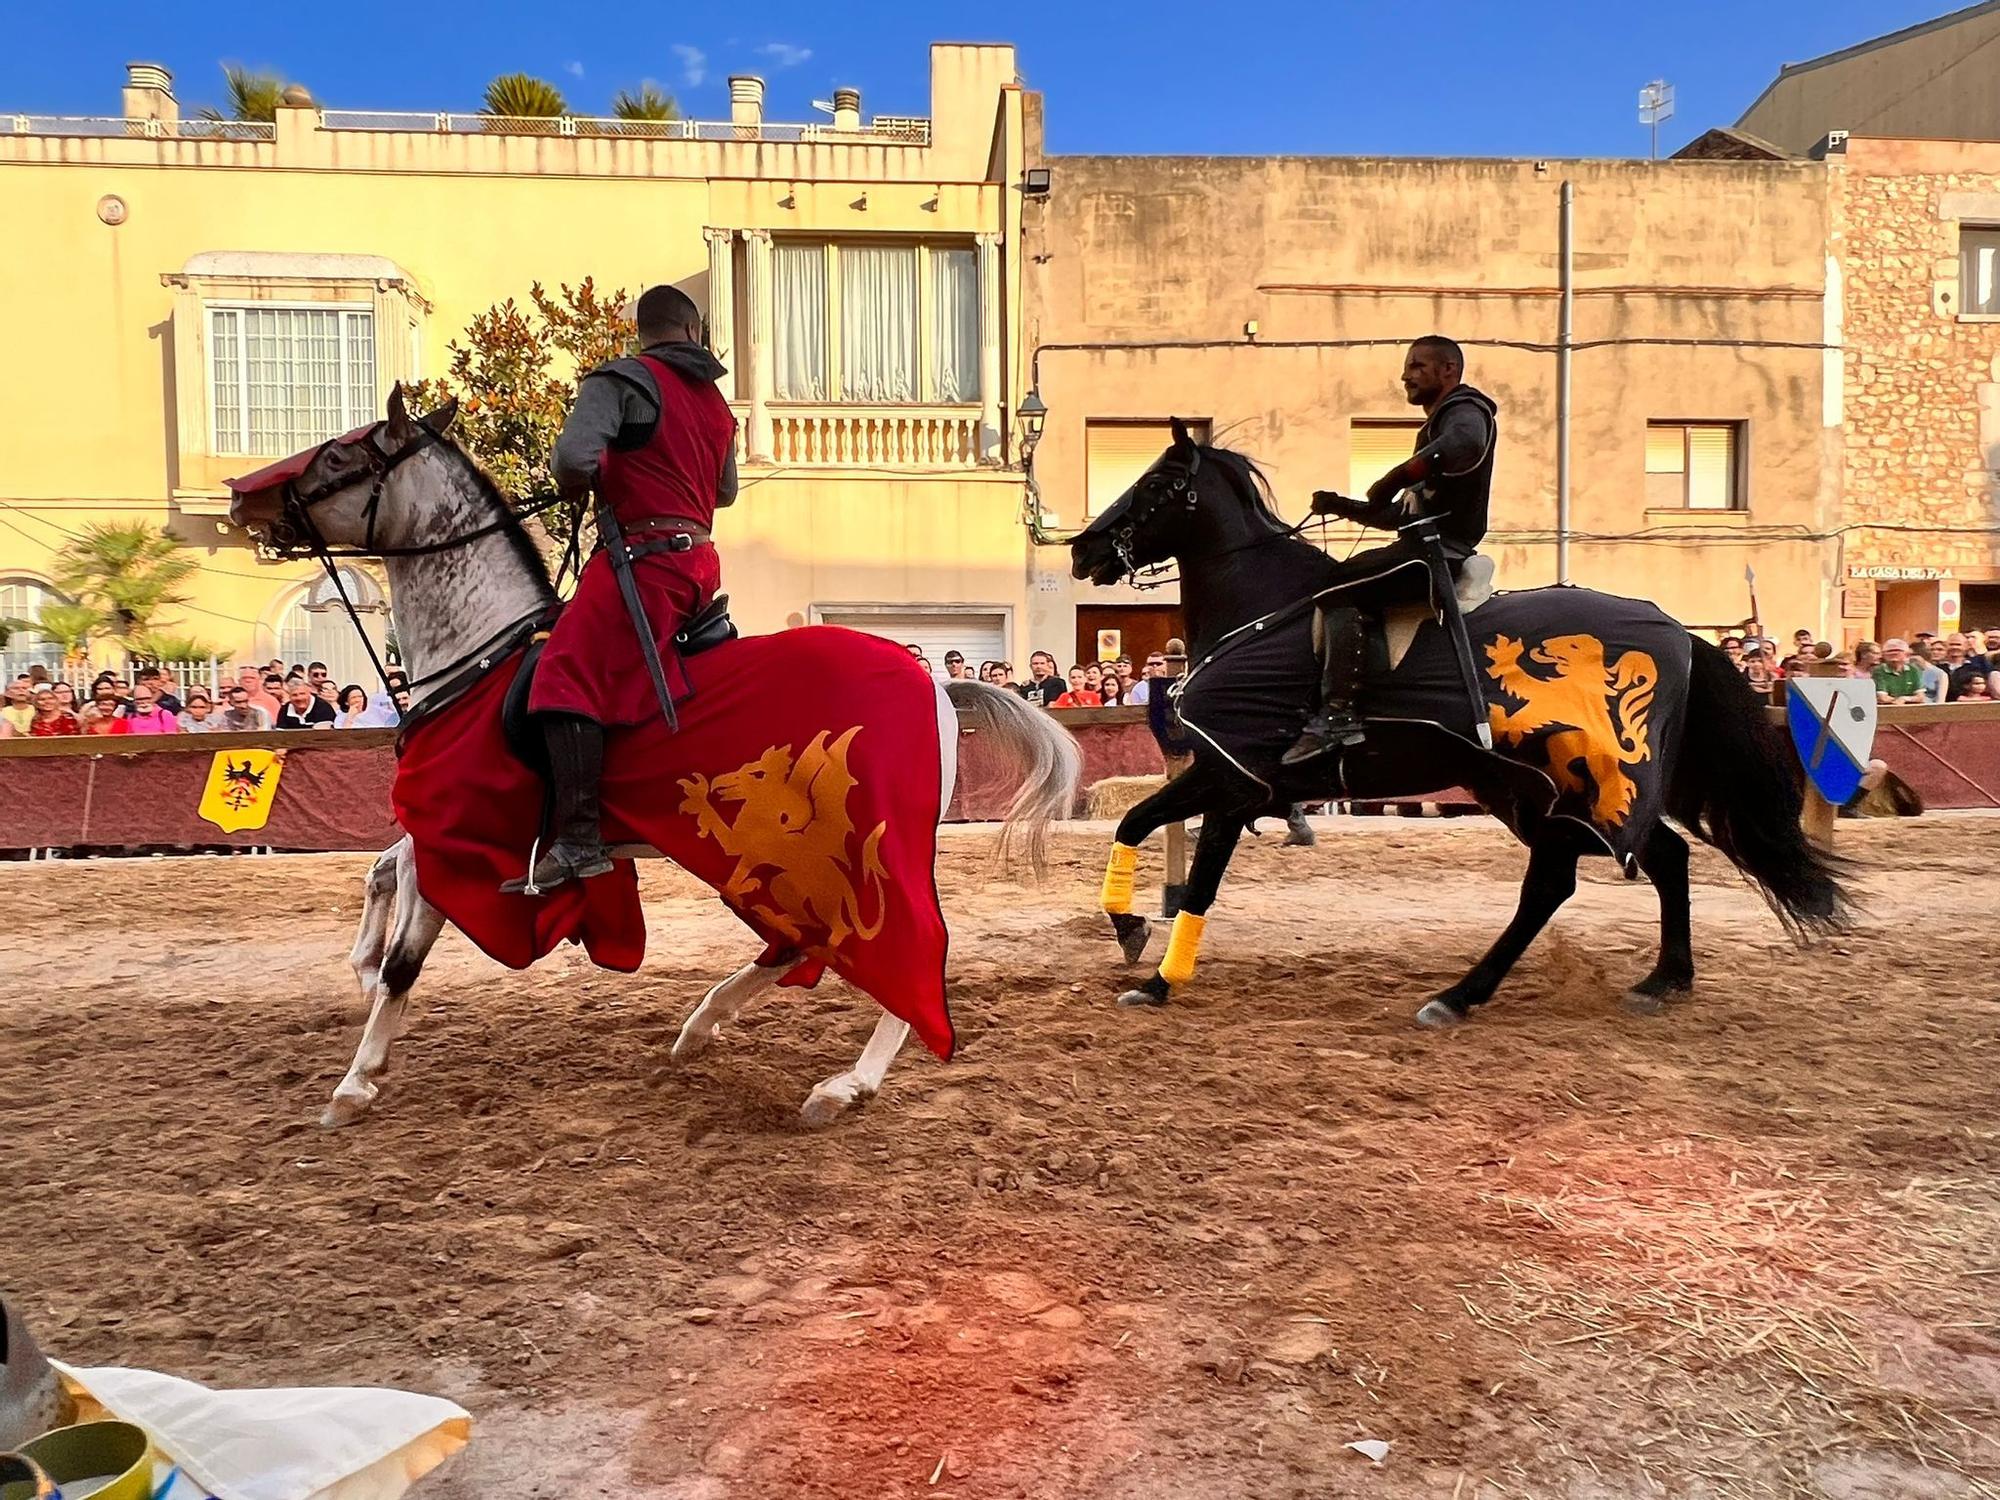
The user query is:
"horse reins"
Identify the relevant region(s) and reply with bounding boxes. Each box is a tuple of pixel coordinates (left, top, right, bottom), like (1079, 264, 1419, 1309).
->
(1109, 447, 1333, 591)
(266, 422, 569, 711)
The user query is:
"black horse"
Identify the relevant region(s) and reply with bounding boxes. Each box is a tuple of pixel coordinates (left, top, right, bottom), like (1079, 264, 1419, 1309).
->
(1070, 420, 1850, 1024)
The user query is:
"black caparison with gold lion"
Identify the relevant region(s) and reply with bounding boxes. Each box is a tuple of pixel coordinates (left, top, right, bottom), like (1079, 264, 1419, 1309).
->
(1070, 419, 1851, 1022)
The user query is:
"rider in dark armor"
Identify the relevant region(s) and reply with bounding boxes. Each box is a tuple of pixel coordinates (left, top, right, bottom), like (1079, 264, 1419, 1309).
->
(1282, 336, 1497, 766)
(506, 284, 739, 893)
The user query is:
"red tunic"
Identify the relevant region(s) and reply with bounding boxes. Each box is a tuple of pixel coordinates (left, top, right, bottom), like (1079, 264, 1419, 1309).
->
(530, 354, 738, 725)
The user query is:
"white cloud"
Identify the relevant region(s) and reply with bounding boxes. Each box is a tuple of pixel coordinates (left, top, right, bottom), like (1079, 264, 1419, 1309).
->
(756, 42, 813, 69)
(672, 43, 707, 87)
(564, 60, 585, 79)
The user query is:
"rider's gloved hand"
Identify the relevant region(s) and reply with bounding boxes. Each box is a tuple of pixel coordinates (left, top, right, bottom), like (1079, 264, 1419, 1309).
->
(1310, 490, 1359, 517)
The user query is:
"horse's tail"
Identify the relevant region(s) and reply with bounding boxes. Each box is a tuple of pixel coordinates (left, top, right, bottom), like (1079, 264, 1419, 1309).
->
(1667, 637, 1854, 939)
(944, 680, 1083, 878)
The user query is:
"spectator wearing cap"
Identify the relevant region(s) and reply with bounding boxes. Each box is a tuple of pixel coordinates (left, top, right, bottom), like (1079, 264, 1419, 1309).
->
(1128, 651, 1167, 706)
(1112, 655, 1136, 695)
(28, 685, 78, 737)
(942, 651, 969, 680)
(1872, 639, 1928, 705)
(1741, 642, 1777, 698)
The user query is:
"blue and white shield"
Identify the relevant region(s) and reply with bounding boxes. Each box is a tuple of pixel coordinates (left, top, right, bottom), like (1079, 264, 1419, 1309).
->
(1786, 678, 1878, 805)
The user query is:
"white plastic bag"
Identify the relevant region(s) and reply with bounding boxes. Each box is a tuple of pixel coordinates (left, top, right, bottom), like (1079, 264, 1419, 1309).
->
(54, 1363, 469, 1500)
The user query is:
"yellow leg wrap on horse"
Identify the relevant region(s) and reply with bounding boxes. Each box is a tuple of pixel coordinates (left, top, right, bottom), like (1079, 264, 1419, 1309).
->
(1159, 912, 1207, 986)
(1100, 842, 1140, 914)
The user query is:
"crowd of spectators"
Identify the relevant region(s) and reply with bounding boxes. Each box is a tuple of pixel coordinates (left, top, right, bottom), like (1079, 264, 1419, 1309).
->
(902, 643, 1176, 711)
(0, 660, 411, 740)
(1720, 627, 2000, 706)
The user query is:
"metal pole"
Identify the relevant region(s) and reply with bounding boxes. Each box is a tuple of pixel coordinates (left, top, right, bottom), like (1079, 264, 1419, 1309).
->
(1556, 180, 1574, 587)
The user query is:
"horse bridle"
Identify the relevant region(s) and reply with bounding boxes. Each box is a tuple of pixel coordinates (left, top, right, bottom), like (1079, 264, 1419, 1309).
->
(256, 421, 568, 711)
(1109, 446, 1203, 584)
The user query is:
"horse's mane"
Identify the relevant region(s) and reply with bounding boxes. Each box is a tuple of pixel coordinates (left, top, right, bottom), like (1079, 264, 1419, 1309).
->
(1198, 444, 1290, 535)
(438, 440, 557, 596)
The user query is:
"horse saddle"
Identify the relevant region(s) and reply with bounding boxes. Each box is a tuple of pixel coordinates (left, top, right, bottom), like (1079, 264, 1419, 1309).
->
(501, 593, 739, 774)
(1380, 553, 1497, 672)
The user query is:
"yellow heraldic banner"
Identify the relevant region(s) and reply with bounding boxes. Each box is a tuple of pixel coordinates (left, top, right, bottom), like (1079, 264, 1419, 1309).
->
(198, 749, 286, 833)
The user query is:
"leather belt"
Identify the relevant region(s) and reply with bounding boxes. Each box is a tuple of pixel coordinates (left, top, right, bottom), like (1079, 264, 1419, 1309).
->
(597, 516, 711, 559)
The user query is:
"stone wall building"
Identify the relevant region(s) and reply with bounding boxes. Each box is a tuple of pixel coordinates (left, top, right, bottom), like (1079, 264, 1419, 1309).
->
(1832, 136, 2000, 637)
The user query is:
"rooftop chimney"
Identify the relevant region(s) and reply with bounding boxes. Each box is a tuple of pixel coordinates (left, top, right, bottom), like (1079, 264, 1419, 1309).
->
(832, 86, 861, 132)
(729, 75, 765, 132)
(122, 62, 178, 125)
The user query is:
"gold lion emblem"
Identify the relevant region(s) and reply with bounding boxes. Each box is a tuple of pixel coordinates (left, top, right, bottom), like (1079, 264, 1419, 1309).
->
(678, 727, 890, 955)
(1485, 634, 1658, 827)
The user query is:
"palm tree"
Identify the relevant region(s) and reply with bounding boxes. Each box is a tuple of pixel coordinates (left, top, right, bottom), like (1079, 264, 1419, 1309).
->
(51, 523, 198, 643)
(132, 631, 222, 667)
(31, 603, 104, 664)
(612, 83, 679, 124)
(198, 64, 285, 124)
(482, 73, 567, 128)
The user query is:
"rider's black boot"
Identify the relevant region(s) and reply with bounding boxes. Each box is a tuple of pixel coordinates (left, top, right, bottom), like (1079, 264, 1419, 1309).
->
(1282, 606, 1368, 766)
(502, 713, 615, 894)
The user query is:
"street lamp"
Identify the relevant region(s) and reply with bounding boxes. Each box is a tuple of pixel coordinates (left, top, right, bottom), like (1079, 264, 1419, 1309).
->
(1017, 387, 1048, 454)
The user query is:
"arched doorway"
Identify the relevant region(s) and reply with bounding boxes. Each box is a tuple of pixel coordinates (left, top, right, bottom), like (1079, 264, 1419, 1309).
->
(269, 568, 392, 687)
(0, 576, 72, 676)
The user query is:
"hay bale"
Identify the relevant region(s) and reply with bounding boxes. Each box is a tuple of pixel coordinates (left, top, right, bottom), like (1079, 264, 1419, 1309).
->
(1084, 774, 1169, 820)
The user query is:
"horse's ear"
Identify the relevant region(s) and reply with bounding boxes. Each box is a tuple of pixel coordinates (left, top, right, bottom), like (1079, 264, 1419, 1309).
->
(385, 382, 413, 439)
(421, 396, 459, 437)
(1170, 416, 1196, 452)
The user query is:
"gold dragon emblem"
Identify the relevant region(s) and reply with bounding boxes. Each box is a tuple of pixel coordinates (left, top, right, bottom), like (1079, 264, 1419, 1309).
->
(1485, 634, 1659, 827)
(678, 726, 890, 955)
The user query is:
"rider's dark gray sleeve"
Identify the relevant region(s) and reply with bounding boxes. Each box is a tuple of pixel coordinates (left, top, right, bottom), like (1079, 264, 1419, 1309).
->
(551, 364, 659, 491)
(717, 449, 740, 508)
(1409, 402, 1492, 477)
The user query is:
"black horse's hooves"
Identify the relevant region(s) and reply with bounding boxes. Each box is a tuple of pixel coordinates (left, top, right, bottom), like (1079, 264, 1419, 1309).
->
(1109, 912, 1153, 964)
(1415, 998, 1467, 1029)
(1116, 988, 1170, 1008)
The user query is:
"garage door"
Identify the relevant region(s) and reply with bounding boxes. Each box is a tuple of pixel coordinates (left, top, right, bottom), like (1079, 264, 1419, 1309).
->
(816, 609, 1009, 670)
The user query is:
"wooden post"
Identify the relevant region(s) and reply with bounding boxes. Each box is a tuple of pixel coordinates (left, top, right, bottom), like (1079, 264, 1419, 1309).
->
(1162, 819, 1189, 918)
(1801, 785, 1836, 851)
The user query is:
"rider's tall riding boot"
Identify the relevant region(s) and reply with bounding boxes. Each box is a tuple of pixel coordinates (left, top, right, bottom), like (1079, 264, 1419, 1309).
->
(502, 713, 616, 894)
(1282, 605, 1368, 766)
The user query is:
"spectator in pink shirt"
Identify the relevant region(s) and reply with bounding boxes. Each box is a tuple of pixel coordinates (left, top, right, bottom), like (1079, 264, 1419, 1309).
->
(119, 683, 181, 735)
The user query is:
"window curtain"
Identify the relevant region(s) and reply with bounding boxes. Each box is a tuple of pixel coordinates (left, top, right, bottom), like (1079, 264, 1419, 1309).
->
(928, 247, 980, 404)
(773, 244, 828, 401)
(840, 245, 918, 402)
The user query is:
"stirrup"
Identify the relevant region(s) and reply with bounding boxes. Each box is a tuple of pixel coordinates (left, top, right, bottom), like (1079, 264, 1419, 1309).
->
(501, 837, 614, 896)
(1281, 712, 1366, 766)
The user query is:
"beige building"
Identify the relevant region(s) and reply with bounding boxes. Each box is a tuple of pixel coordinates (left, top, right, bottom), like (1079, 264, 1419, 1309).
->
(1735, 1, 2000, 158)
(0, 45, 1033, 681)
(1020, 150, 1843, 664)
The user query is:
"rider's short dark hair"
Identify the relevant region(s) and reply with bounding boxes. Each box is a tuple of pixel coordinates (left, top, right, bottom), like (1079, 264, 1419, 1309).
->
(1411, 334, 1465, 372)
(636, 285, 702, 345)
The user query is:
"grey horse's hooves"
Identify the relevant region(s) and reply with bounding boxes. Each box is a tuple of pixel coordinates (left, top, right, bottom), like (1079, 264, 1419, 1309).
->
(1109, 912, 1153, 965)
(1116, 987, 1169, 1008)
(1415, 998, 1466, 1029)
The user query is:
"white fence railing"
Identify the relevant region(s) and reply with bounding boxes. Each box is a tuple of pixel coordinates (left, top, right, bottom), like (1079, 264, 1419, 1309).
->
(768, 406, 982, 468)
(7, 115, 275, 140)
(1, 653, 237, 696)
(315, 109, 929, 145)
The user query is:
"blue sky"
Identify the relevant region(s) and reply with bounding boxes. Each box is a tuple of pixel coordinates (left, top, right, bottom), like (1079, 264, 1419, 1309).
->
(0, 0, 1965, 157)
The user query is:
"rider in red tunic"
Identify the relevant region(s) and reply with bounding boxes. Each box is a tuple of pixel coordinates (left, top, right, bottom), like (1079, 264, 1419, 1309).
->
(509, 284, 740, 894)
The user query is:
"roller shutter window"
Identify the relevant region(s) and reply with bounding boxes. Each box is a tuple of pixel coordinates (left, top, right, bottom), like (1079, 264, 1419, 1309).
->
(1085, 421, 1210, 516)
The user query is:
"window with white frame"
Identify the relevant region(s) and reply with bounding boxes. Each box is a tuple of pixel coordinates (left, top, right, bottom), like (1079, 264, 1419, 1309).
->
(0, 578, 67, 668)
(209, 305, 377, 455)
(1962, 225, 2000, 316)
(771, 241, 980, 404)
(1646, 422, 1744, 510)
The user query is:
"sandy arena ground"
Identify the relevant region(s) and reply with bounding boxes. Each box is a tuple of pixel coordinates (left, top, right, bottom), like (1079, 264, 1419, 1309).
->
(3, 815, 1998, 1499)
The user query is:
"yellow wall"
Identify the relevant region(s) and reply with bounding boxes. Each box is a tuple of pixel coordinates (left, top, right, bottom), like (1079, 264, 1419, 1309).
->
(0, 44, 1034, 666)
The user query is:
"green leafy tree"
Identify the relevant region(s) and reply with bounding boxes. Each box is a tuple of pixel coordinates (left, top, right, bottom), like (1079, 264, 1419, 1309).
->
(131, 631, 223, 666)
(482, 73, 567, 119)
(407, 278, 634, 549)
(199, 64, 286, 123)
(612, 83, 679, 122)
(51, 523, 199, 643)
